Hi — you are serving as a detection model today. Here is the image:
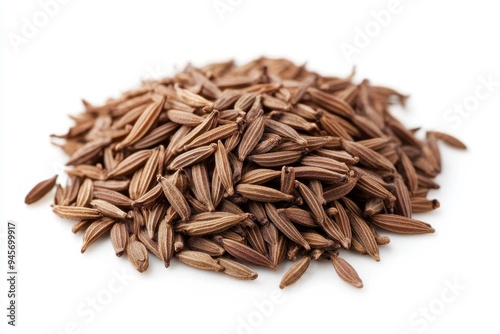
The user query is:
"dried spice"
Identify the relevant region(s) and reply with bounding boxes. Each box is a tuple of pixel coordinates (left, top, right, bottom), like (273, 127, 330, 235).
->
(25, 57, 465, 289)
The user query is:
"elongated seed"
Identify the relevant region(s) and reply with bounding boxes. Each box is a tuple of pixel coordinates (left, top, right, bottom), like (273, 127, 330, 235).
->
(217, 258, 258, 280)
(157, 175, 191, 221)
(370, 214, 435, 234)
(216, 237, 277, 270)
(25, 175, 58, 204)
(331, 255, 363, 288)
(236, 184, 294, 202)
(215, 140, 234, 196)
(279, 257, 311, 289)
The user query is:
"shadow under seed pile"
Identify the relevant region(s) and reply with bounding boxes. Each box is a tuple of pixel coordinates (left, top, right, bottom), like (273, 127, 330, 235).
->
(25, 58, 466, 289)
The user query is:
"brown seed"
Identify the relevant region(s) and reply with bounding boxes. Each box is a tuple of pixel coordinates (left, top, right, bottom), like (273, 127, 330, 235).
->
(308, 87, 355, 118)
(218, 200, 254, 227)
(135, 147, 161, 198)
(168, 143, 217, 170)
(323, 174, 359, 202)
(174, 110, 219, 154)
(174, 233, 185, 252)
(184, 123, 238, 150)
(25, 175, 58, 204)
(211, 169, 225, 209)
(54, 183, 65, 205)
(410, 197, 440, 213)
(341, 140, 395, 172)
(251, 133, 282, 154)
(262, 94, 291, 111)
(93, 180, 130, 191)
(248, 151, 304, 167)
(428, 131, 467, 149)
(131, 183, 163, 208)
(175, 213, 251, 236)
(67, 164, 107, 180)
(295, 181, 326, 224)
(301, 231, 335, 248)
(322, 216, 349, 249)
(217, 258, 258, 280)
(364, 198, 385, 217)
(219, 230, 245, 242)
(75, 178, 94, 207)
(132, 122, 179, 150)
(115, 96, 165, 151)
(176, 251, 224, 272)
(356, 175, 396, 202)
(393, 175, 412, 217)
(93, 188, 132, 207)
(81, 217, 115, 253)
(290, 103, 320, 121)
(216, 237, 277, 270)
(245, 225, 268, 256)
(236, 184, 294, 202)
(157, 174, 191, 222)
(174, 84, 214, 109)
(224, 130, 242, 152)
(71, 219, 92, 234)
(110, 223, 128, 256)
(351, 236, 367, 255)
(190, 162, 215, 212)
(146, 203, 167, 238)
(370, 214, 435, 234)
(188, 237, 225, 257)
(228, 152, 243, 183)
(127, 235, 149, 272)
(265, 118, 307, 145)
(137, 229, 161, 259)
(247, 201, 269, 225)
(111, 103, 147, 129)
(315, 149, 359, 165)
(53, 205, 102, 220)
(90, 199, 128, 219)
(330, 255, 363, 288)
(238, 112, 265, 161)
(348, 213, 380, 261)
(279, 256, 311, 289)
(280, 166, 296, 195)
(158, 219, 175, 267)
(301, 155, 350, 174)
(167, 109, 204, 126)
(240, 169, 281, 184)
(107, 150, 152, 178)
(215, 140, 234, 196)
(291, 75, 316, 104)
(213, 90, 243, 110)
(293, 166, 347, 183)
(319, 113, 353, 140)
(265, 202, 311, 251)
(62, 176, 81, 206)
(66, 138, 111, 166)
(279, 207, 317, 228)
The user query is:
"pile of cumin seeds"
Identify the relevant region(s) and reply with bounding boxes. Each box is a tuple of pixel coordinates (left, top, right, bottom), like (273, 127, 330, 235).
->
(25, 57, 466, 289)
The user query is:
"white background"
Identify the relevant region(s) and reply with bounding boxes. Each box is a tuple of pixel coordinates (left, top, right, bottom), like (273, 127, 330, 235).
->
(1, 1, 499, 333)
